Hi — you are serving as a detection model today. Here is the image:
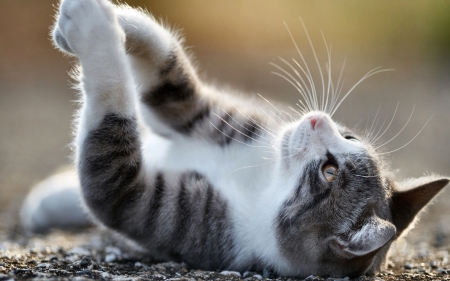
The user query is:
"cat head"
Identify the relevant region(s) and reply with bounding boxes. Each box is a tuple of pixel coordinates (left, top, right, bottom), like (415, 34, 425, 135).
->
(275, 111, 449, 278)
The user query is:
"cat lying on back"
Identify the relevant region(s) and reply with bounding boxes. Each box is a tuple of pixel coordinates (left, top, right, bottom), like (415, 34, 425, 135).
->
(21, 0, 449, 278)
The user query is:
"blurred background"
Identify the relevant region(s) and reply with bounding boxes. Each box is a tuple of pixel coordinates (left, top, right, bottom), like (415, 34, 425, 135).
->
(1, 0, 449, 246)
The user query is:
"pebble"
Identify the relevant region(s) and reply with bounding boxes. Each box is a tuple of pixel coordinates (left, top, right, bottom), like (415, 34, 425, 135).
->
(104, 253, 117, 263)
(404, 262, 415, 269)
(105, 246, 122, 256)
(219, 270, 241, 277)
(79, 256, 93, 270)
(430, 260, 439, 268)
(438, 268, 448, 274)
(68, 247, 91, 256)
(36, 263, 51, 269)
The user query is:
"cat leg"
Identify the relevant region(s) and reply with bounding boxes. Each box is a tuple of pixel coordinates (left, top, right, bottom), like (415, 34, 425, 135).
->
(115, 5, 276, 146)
(52, 0, 149, 230)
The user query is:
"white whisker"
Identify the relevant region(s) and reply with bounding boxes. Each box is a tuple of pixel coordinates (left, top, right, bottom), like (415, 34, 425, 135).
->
(299, 17, 325, 113)
(370, 102, 399, 145)
(210, 122, 272, 149)
(221, 109, 272, 141)
(375, 105, 415, 150)
(330, 67, 394, 116)
(377, 114, 433, 155)
(284, 22, 319, 110)
(213, 113, 271, 146)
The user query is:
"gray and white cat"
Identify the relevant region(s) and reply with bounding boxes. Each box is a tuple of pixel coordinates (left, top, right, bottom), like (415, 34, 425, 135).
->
(21, 0, 449, 278)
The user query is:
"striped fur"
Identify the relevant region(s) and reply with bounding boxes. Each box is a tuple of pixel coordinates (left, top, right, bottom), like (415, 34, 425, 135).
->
(47, 0, 449, 278)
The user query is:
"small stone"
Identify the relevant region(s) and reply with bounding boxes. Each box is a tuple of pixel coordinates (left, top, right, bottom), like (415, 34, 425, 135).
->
(404, 262, 415, 269)
(36, 263, 51, 269)
(79, 256, 93, 270)
(430, 261, 439, 268)
(438, 268, 448, 274)
(220, 270, 241, 277)
(134, 262, 143, 269)
(104, 253, 117, 263)
(253, 274, 263, 280)
(68, 247, 91, 257)
(105, 246, 121, 256)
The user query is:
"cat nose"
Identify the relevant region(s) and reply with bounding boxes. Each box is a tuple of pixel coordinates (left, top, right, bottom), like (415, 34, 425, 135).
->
(309, 112, 328, 130)
(311, 117, 317, 129)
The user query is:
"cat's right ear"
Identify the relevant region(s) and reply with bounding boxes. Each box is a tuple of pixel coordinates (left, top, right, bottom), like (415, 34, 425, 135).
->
(391, 176, 449, 237)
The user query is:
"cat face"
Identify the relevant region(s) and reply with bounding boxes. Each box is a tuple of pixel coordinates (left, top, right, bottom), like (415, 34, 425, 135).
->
(275, 111, 447, 277)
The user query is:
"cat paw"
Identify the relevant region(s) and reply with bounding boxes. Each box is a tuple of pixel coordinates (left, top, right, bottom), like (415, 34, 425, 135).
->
(53, 0, 125, 59)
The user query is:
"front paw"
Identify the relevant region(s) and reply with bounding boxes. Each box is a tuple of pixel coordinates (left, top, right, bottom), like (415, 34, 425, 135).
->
(53, 0, 125, 59)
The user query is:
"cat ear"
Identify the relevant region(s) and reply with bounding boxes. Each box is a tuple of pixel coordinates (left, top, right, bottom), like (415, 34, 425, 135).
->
(391, 176, 449, 236)
(330, 216, 396, 261)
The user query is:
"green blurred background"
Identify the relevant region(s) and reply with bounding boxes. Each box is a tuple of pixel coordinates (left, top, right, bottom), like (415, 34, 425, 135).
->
(1, 0, 450, 245)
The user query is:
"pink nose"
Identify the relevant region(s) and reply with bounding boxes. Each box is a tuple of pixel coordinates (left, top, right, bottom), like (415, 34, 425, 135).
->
(310, 117, 317, 130)
(309, 112, 329, 130)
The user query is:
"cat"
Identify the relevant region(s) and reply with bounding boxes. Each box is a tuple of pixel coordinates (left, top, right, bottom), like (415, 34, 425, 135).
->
(20, 0, 449, 278)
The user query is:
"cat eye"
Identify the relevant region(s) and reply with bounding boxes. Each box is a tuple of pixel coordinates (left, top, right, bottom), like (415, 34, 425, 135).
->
(322, 164, 337, 182)
(345, 136, 359, 143)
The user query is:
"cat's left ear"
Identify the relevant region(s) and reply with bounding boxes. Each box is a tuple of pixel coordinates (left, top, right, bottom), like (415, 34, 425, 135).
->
(391, 176, 449, 237)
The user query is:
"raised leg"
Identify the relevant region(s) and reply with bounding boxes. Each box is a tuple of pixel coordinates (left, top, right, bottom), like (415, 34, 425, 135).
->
(53, 3, 275, 146)
(53, 0, 143, 229)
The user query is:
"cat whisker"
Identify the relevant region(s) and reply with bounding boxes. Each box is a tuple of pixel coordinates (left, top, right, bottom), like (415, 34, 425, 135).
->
(230, 103, 278, 138)
(368, 114, 389, 146)
(274, 57, 315, 111)
(288, 106, 305, 118)
(212, 113, 273, 146)
(258, 107, 286, 128)
(229, 149, 303, 176)
(328, 59, 347, 115)
(257, 93, 292, 124)
(375, 105, 415, 150)
(210, 122, 272, 149)
(365, 103, 382, 141)
(220, 109, 272, 142)
(376, 114, 433, 156)
(369, 102, 400, 145)
(298, 17, 326, 113)
(226, 160, 277, 176)
(284, 21, 319, 110)
(320, 31, 333, 113)
(270, 65, 314, 112)
(330, 67, 393, 117)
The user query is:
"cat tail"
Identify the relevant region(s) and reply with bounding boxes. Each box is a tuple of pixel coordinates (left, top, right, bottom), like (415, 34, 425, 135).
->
(20, 168, 91, 233)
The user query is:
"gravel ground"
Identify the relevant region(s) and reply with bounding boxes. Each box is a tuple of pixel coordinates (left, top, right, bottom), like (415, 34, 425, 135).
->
(0, 225, 449, 281)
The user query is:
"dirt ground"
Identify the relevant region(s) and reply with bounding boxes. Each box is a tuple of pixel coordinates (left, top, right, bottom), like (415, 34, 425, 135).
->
(0, 227, 449, 281)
